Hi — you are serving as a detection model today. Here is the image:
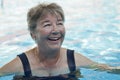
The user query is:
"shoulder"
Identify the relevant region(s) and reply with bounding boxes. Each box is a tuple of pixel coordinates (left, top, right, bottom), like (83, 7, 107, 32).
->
(23, 47, 37, 60)
(74, 52, 94, 68)
(0, 47, 37, 76)
(0, 56, 24, 76)
(61, 48, 95, 68)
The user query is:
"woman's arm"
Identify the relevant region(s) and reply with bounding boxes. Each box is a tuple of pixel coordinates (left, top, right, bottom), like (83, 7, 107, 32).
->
(0, 57, 23, 77)
(75, 53, 120, 74)
(87, 62, 120, 74)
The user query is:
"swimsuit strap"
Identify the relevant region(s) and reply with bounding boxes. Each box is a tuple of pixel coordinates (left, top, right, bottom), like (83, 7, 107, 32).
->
(17, 49, 76, 78)
(67, 49, 76, 72)
(17, 53, 32, 77)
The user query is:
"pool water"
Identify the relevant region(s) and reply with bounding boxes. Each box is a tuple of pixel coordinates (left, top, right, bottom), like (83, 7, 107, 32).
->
(0, 0, 120, 80)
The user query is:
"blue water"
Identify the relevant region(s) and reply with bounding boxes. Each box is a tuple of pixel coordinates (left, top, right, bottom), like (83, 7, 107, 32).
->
(0, 0, 120, 80)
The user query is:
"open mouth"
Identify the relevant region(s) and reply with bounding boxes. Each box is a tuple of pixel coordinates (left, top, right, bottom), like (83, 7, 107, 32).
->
(48, 37, 61, 41)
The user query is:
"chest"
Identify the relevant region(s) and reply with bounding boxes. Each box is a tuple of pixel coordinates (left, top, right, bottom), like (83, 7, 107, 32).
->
(30, 60, 70, 77)
(31, 67, 70, 77)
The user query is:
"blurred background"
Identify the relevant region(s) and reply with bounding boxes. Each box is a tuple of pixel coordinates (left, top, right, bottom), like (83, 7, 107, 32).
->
(0, 0, 120, 79)
(0, 0, 120, 66)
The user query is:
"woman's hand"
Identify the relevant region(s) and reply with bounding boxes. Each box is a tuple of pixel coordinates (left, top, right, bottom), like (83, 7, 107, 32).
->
(89, 63, 120, 74)
(108, 66, 120, 74)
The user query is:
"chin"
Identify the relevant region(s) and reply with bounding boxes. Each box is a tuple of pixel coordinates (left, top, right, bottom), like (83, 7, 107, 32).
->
(47, 40, 63, 50)
(50, 45, 61, 50)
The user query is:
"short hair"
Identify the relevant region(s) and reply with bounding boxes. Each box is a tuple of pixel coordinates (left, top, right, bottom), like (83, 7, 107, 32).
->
(27, 3, 65, 33)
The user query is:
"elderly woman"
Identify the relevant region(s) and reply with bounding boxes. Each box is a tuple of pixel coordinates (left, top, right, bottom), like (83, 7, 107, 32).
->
(0, 3, 120, 80)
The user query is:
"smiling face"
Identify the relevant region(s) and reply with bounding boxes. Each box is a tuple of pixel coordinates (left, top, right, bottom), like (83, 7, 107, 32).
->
(31, 13, 65, 51)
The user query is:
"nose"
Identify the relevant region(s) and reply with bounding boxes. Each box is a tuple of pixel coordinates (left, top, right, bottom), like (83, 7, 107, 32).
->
(51, 24, 59, 35)
(51, 30, 59, 35)
(52, 23, 58, 30)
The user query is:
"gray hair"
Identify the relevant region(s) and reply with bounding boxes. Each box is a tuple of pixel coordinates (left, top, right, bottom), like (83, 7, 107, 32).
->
(27, 3, 65, 33)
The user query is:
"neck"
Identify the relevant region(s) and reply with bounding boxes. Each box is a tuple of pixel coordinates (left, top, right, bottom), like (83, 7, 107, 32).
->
(36, 47, 61, 67)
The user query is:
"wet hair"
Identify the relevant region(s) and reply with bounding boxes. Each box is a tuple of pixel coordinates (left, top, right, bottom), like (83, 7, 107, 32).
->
(27, 3, 65, 33)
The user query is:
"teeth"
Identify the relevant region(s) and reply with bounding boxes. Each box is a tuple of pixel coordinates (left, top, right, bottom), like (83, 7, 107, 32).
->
(48, 37, 60, 41)
(51, 38, 57, 39)
(51, 38, 58, 40)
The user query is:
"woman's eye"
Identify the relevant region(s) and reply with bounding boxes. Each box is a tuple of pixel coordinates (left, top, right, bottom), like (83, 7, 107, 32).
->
(43, 23, 51, 27)
(57, 22, 63, 25)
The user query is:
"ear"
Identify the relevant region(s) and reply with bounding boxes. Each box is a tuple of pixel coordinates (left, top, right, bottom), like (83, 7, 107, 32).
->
(30, 32, 36, 40)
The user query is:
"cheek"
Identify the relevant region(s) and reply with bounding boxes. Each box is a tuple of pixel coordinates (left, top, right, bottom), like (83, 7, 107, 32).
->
(36, 29, 51, 41)
(61, 27, 65, 34)
(40, 29, 51, 36)
(36, 25, 51, 34)
(36, 26, 51, 35)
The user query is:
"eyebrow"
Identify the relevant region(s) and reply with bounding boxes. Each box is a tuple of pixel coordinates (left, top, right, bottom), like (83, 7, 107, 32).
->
(41, 19, 63, 24)
(57, 19, 63, 22)
(40, 20, 50, 24)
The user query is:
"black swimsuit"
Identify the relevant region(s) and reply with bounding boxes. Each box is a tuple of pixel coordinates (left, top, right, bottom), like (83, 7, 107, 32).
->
(13, 49, 78, 80)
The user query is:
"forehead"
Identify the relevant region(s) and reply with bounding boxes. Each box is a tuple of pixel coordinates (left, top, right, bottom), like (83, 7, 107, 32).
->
(39, 12, 62, 22)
